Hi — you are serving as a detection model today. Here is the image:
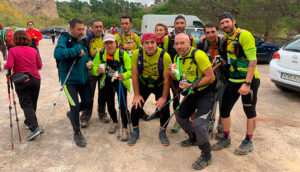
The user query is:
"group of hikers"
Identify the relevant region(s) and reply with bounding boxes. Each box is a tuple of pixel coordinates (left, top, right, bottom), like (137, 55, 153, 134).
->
(2, 12, 260, 170)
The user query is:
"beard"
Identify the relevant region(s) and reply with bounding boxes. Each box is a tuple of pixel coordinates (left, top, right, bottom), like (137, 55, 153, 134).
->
(224, 25, 235, 34)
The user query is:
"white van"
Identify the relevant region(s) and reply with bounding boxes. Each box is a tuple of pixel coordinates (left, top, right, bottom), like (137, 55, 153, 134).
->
(141, 14, 204, 35)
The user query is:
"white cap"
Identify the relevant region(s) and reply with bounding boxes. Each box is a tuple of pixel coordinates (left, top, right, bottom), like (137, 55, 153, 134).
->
(103, 34, 116, 43)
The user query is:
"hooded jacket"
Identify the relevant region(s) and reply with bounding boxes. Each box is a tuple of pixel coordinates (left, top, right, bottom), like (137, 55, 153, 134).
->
(54, 32, 91, 85)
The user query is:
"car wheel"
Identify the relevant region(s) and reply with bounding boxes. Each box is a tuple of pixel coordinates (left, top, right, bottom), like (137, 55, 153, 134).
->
(275, 83, 291, 92)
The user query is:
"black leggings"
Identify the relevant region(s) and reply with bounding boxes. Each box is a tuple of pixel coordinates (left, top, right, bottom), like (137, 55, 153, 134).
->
(220, 79, 260, 119)
(131, 84, 170, 128)
(64, 82, 93, 133)
(15, 76, 40, 131)
(104, 77, 129, 129)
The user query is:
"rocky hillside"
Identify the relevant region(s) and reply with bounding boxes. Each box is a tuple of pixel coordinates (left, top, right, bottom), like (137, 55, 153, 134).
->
(1, 0, 58, 18)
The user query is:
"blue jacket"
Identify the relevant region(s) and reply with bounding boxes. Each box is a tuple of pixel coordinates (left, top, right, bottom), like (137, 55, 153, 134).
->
(54, 32, 91, 85)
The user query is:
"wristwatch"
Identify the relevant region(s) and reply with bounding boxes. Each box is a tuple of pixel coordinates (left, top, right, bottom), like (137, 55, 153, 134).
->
(244, 81, 251, 86)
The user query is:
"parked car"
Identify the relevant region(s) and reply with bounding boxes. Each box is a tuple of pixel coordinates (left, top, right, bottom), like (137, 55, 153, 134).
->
(255, 36, 280, 63)
(40, 26, 67, 36)
(269, 38, 300, 92)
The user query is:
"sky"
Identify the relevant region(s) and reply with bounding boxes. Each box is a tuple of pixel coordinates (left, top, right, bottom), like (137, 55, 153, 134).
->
(56, 0, 155, 6)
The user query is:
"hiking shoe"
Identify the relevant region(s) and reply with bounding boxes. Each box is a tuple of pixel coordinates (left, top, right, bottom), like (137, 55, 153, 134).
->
(215, 130, 223, 140)
(180, 138, 198, 147)
(108, 123, 118, 134)
(159, 130, 169, 146)
(120, 128, 129, 142)
(128, 131, 139, 146)
(171, 121, 181, 133)
(234, 139, 254, 155)
(27, 127, 42, 141)
(99, 113, 110, 123)
(212, 137, 231, 151)
(80, 121, 89, 128)
(74, 132, 86, 147)
(192, 153, 213, 170)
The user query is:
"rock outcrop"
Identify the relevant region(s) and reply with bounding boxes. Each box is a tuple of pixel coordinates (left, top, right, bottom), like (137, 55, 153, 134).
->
(1, 0, 58, 18)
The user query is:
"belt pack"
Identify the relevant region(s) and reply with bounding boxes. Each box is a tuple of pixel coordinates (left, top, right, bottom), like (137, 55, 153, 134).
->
(11, 73, 30, 84)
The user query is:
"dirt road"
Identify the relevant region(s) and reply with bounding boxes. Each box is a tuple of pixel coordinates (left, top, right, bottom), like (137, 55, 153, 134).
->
(0, 39, 299, 172)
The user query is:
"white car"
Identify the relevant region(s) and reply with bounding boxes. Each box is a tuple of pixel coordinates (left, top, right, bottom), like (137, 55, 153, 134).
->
(269, 39, 300, 92)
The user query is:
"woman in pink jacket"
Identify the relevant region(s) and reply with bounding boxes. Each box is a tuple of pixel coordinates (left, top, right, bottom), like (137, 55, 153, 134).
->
(5, 31, 42, 141)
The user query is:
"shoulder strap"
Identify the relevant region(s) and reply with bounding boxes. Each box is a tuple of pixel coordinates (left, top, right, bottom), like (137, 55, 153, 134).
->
(191, 49, 198, 66)
(119, 49, 124, 66)
(137, 47, 144, 74)
(118, 32, 123, 46)
(100, 49, 105, 62)
(131, 32, 136, 43)
(158, 50, 165, 77)
(203, 39, 209, 53)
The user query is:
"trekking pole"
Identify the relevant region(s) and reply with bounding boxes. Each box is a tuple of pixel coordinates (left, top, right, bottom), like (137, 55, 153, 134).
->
(41, 57, 78, 134)
(147, 78, 202, 120)
(162, 78, 202, 128)
(6, 71, 14, 148)
(117, 67, 133, 137)
(9, 74, 21, 142)
(119, 78, 133, 135)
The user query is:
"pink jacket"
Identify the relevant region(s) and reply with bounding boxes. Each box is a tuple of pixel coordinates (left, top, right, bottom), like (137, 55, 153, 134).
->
(5, 46, 42, 79)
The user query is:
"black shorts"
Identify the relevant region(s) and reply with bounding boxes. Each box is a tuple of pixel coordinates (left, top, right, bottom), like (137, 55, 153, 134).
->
(220, 78, 260, 119)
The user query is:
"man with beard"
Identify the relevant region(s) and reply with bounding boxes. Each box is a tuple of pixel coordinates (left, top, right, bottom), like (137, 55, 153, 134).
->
(54, 18, 93, 147)
(212, 12, 260, 155)
(197, 23, 227, 140)
(163, 15, 197, 133)
(80, 19, 110, 128)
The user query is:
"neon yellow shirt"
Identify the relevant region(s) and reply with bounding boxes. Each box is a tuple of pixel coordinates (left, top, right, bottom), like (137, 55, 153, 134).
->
(115, 32, 142, 51)
(174, 47, 212, 91)
(132, 47, 171, 82)
(224, 28, 260, 82)
(90, 37, 104, 55)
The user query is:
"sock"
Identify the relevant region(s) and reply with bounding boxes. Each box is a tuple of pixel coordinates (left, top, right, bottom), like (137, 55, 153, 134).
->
(245, 134, 252, 143)
(133, 127, 139, 133)
(223, 131, 230, 140)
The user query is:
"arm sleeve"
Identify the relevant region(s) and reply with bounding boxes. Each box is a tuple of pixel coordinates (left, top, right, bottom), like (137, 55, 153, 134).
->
(191, 37, 197, 48)
(91, 51, 101, 76)
(54, 36, 82, 60)
(195, 51, 212, 72)
(36, 30, 42, 41)
(135, 34, 142, 48)
(122, 51, 132, 80)
(36, 51, 42, 69)
(163, 53, 172, 74)
(163, 36, 169, 52)
(240, 31, 257, 61)
(131, 49, 139, 68)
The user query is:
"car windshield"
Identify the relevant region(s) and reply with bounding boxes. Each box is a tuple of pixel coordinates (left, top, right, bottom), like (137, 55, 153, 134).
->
(284, 39, 300, 52)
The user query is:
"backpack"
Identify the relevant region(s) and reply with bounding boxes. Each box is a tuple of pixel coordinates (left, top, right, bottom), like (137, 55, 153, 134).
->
(118, 32, 136, 47)
(175, 49, 222, 91)
(168, 32, 194, 59)
(137, 47, 165, 78)
(111, 28, 118, 34)
(99, 48, 125, 70)
(3, 29, 14, 46)
(223, 30, 246, 59)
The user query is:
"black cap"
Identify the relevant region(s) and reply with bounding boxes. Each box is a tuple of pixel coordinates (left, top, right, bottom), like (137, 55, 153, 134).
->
(219, 12, 233, 22)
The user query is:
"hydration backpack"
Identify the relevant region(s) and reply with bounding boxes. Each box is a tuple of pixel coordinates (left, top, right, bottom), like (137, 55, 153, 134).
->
(3, 29, 14, 46)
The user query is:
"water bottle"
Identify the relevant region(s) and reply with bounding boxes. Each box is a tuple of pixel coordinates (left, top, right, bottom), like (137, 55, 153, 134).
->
(181, 74, 188, 83)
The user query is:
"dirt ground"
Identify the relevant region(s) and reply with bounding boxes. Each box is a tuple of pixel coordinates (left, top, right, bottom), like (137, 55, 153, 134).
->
(0, 39, 299, 172)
